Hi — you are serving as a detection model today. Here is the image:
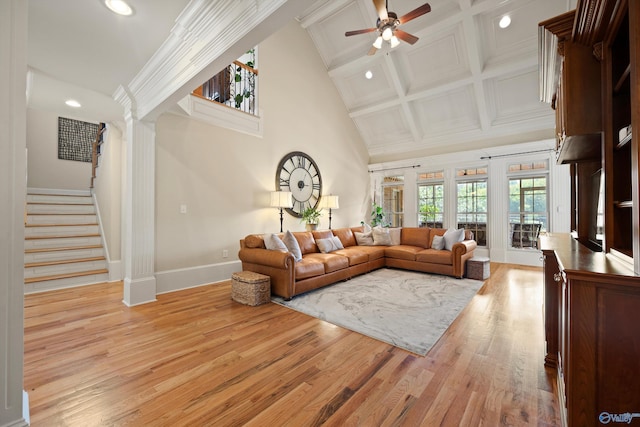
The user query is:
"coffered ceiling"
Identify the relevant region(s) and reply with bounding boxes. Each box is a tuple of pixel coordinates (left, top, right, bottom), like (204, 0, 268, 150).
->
(26, 0, 575, 163)
(298, 0, 575, 162)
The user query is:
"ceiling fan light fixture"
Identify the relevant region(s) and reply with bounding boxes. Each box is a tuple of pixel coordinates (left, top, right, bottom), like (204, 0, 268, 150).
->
(390, 35, 400, 48)
(382, 27, 394, 41)
(499, 15, 511, 29)
(373, 36, 383, 49)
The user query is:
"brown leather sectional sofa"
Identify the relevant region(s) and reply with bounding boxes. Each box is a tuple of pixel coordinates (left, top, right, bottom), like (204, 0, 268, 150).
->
(238, 226, 477, 300)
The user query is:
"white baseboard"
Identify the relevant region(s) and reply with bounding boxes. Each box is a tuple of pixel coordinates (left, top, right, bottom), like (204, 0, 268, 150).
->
(156, 260, 242, 295)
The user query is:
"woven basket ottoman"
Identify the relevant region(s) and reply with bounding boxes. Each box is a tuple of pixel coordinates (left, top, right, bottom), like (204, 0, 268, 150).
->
(231, 271, 271, 306)
(466, 257, 490, 280)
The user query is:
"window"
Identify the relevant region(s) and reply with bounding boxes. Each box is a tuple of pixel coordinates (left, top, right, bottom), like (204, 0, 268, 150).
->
(382, 176, 404, 227)
(457, 178, 487, 246)
(509, 176, 547, 249)
(418, 171, 444, 228)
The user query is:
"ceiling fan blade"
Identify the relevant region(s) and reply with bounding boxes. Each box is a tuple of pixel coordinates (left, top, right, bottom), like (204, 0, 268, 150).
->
(398, 3, 431, 24)
(368, 46, 378, 56)
(395, 29, 419, 45)
(372, 0, 388, 21)
(345, 28, 377, 37)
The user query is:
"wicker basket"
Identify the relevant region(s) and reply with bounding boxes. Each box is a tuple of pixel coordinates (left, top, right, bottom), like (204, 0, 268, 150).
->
(466, 257, 490, 280)
(231, 271, 271, 306)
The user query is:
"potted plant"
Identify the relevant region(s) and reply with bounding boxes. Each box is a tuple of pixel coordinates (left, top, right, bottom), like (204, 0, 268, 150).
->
(301, 206, 322, 231)
(371, 203, 386, 227)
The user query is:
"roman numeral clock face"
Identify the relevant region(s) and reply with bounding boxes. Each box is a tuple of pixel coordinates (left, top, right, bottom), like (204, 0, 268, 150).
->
(275, 152, 322, 218)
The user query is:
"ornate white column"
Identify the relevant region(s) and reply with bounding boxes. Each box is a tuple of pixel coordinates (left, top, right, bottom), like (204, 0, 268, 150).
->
(116, 90, 157, 306)
(0, 0, 29, 425)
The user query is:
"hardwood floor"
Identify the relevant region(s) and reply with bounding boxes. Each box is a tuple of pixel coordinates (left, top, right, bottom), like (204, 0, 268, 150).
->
(24, 263, 560, 426)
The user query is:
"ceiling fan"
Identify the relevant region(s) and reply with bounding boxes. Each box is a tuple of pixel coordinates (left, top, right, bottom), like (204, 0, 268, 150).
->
(345, 0, 431, 55)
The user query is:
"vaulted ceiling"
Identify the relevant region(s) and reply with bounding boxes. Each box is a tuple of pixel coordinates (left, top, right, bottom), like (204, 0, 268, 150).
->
(26, 0, 575, 163)
(298, 0, 573, 162)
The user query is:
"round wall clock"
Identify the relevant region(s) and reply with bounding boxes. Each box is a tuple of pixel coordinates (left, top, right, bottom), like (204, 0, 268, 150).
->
(275, 151, 323, 218)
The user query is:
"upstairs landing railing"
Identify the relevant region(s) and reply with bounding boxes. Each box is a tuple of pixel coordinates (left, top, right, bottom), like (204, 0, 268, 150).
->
(90, 123, 106, 189)
(192, 59, 258, 116)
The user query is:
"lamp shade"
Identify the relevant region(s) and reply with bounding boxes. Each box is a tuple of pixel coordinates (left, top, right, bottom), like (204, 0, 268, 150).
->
(320, 195, 339, 209)
(270, 191, 293, 208)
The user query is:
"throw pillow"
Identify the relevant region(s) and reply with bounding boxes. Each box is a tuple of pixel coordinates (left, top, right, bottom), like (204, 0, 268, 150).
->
(363, 223, 372, 233)
(389, 227, 401, 245)
(283, 230, 302, 261)
(372, 226, 392, 246)
(443, 228, 465, 251)
(316, 236, 344, 253)
(354, 231, 374, 246)
(263, 233, 287, 251)
(432, 235, 445, 250)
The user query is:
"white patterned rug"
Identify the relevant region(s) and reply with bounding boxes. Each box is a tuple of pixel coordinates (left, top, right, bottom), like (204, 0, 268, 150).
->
(272, 268, 484, 356)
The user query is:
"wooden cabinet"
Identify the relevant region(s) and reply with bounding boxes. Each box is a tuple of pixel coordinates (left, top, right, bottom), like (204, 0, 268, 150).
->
(540, 0, 640, 272)
(603, 5, 637, 264)
(540, 10, 602, 164)
(540, 234, 640, 427)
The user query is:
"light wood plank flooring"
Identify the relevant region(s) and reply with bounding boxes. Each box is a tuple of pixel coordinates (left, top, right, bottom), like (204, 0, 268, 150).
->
(24, 263, 560, 426)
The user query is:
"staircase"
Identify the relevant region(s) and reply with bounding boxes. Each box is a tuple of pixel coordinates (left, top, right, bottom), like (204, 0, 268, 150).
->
(24, 190, 109, 293)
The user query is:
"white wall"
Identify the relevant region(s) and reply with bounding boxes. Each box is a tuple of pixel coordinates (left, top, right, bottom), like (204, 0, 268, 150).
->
(370, 140, 571, 266)
(153, 20, 370, 288)
(26, 108, 94, 191)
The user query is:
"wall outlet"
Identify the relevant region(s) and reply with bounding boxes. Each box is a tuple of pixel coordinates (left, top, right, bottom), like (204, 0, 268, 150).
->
(180, 204, 187, 214)
(222, 249, 228, 258)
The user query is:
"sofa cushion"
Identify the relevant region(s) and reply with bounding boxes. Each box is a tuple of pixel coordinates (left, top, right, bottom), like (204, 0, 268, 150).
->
(416, 248, 453, 265)
(443, 228, 465, 251)
(401, 228, 431, 249)
(332, 247, 369, 266)
(244, 234, 266, 249)
(385, 245, 423, 261)
(353, 245, 386, 260)
(431, 235, 445, 250)
(295, 258, 325, 279)
(354, 231, 374, 246)
(283, 231, 302, 261)
(304, 253, 349, 273)
(372, 226, 393, 245)
(332, 228, 357, 247)
(316, 236, 344, 253)
(295, 231, 319, 255)
(264, 233, 287, 251)
(312, 230, 333, 241)
(389, 228, 401, 245)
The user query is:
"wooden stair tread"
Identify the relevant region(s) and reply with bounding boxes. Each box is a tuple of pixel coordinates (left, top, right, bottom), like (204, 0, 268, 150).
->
(27, 202, 93, 206)
(25, 256, 106, 268)
(25, 269, 109, 284)
(25, 245, 103, 254)
(27, 193, 91, 197)
(27, 212, 96, 216)
(25, 233, 101, 240)
(26, 223, 98, 228)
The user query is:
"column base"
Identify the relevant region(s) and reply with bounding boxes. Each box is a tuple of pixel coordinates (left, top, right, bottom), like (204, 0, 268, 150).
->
(123, 276, 157, 306)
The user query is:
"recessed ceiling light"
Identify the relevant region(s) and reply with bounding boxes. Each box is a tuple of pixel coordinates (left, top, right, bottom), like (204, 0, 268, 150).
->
(499, 15, 511, 29)
(65, 99, 81, 108)
(365, 70, 373, 79)
(104, 0, 133, 16)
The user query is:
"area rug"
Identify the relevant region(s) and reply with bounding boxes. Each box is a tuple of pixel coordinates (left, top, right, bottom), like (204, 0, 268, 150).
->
(272, 268, 484, 356)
